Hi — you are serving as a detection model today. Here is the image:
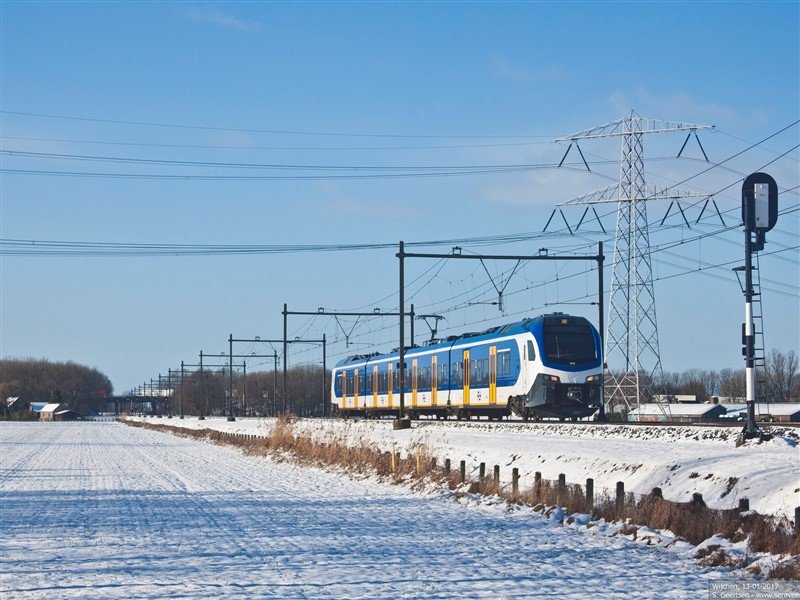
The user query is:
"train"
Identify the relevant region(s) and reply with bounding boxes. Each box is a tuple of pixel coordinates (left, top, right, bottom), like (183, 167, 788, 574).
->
(331, 312, 603, 421)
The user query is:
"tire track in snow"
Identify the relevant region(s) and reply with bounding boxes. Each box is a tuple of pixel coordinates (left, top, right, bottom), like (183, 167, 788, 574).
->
(2, 422, 723, 599)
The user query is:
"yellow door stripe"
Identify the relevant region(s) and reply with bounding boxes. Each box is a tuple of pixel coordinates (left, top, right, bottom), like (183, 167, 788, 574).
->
(463, 349, 470, 406)
(490, 346, 497, 405)
(412, 359, 418, 408)
(388, 365, 394, 408)
(354, 369, 359, 409)
(432, 355, 438, 406)
(373, 365, 378, 409)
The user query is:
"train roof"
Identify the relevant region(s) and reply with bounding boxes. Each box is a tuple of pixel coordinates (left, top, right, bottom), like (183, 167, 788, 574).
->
(334, 313, 590, 367)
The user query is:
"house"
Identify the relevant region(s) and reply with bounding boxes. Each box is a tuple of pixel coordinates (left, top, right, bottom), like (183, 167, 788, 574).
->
(52, 408, 83, 421)
(653, 394, 701, 404)
(722, 403, 800, 423)
(38, 403, 68, 421)
(5, 397, 28, 413)
(627, 402, 727, 423)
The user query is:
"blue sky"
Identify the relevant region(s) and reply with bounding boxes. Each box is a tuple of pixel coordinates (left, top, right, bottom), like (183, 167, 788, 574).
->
(1, 1, 798, 393)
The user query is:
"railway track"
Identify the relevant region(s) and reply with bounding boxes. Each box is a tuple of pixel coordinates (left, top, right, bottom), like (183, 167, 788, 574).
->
(332, 415, 800, 429)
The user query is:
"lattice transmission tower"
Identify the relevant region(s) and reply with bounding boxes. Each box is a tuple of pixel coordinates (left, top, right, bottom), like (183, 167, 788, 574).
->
(554, 111, 713, 414)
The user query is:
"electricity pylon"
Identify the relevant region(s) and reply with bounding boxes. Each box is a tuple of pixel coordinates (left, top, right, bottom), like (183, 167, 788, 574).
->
(555, 111, 713, 415)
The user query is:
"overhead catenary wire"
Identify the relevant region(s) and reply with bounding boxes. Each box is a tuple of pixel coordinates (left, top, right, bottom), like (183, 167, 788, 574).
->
(0, 134, 556, 151)
(289, 242, 800, 364)
(0, 109, 557, 139)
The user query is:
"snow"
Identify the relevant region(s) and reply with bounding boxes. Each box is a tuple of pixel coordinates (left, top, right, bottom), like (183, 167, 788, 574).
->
(629, 403, 723, 416)
(1, 421, 734, 598)
(130, 416, 800, 519)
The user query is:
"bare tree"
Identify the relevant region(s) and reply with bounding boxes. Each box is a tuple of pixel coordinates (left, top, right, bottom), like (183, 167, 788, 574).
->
(764, 349, 799, 402)
(719, 368, 746, 400)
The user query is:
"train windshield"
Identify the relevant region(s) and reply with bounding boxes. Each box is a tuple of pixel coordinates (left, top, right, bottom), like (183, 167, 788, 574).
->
(542, 316, 597, 365)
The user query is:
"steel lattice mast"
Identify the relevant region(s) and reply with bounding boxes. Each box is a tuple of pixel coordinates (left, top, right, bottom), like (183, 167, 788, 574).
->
(555, 111, 713, 415)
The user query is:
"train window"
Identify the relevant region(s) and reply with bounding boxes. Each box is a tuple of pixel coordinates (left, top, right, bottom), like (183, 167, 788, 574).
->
(543, 316, 597, 365)
(527, 340, 536, 361)
(439, 363, 448, 387)
(498, 351, 510, 376)
(483, 358, 489, 384)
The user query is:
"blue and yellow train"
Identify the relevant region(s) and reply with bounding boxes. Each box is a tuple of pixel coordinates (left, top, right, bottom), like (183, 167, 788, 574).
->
(331, 312, 603, 421)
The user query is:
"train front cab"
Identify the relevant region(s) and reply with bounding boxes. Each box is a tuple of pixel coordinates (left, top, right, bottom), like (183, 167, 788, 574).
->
(522, 315, 602, 421)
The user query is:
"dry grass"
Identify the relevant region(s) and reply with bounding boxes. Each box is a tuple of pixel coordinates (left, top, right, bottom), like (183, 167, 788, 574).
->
(121, 417, 800, 569)
(770, 557, 800, 580)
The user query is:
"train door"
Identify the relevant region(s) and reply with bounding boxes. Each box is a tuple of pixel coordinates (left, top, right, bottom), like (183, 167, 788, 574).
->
(353, 369, 359, 409)
(341, 371, 347, 409)
(463, 349, 470, 406)
(489, 346, 497, 405)
(372, 365, 378, 409)
(411, 359, 418, 408)
(431, 355, 438, 406)
(386, 363, 394, 408)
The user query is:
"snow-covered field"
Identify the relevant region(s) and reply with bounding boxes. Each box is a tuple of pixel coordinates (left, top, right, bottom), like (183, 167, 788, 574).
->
(1, 421, 734, 598)
(129, 416, 800, 518)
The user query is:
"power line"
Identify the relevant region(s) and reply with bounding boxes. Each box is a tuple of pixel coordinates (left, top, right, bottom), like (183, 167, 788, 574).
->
(0, 149, 623, 172)
(0, 109, 556, 140)
(0, 164, 585, 181)
(290, 242, 800, 364)
(0, 134, 554, 152)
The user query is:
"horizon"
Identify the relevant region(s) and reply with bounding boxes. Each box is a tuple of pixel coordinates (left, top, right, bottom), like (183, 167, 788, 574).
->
(1, 1, 798, 392)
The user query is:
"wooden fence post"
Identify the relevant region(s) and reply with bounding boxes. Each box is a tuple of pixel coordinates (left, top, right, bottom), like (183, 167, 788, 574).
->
(534, 471, 542, 502)
(795, 507, 800, 537)
(460, 460, 466, 483)
(431, 458, 436, 471)
(493, 465, 500, 487)
(616, 481, 625, 513)
(512, 468, 519, 498)
(557, 474, 566, 504)
(479, 462, 486, 481)
(651, 487, 662, 498)
(585, 478, 594, 508)
(738, 498, 750, 512)
(444, 458, 451, 475)
(692, 492, 705, 507)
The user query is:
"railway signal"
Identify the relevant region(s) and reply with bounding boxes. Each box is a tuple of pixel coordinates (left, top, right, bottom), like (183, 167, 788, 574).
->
(739, 172, 778, 442)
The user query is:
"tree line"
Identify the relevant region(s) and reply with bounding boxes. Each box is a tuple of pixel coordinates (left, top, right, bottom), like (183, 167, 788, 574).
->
(654, 349, 799, 402)
(161, 365, 327, 417)
(0, 358, 113, 415)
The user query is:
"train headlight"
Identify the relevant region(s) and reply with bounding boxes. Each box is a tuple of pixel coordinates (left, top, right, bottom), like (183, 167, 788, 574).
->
(548, 375, 560, 383)
(585, 375, 600, 383)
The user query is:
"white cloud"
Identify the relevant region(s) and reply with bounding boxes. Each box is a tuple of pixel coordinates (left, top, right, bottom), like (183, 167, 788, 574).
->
(606, 88, 768, 126)
(492, 56, 567, 84)
(183, 5, 263, 31)
(311, 182, 424, 220)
